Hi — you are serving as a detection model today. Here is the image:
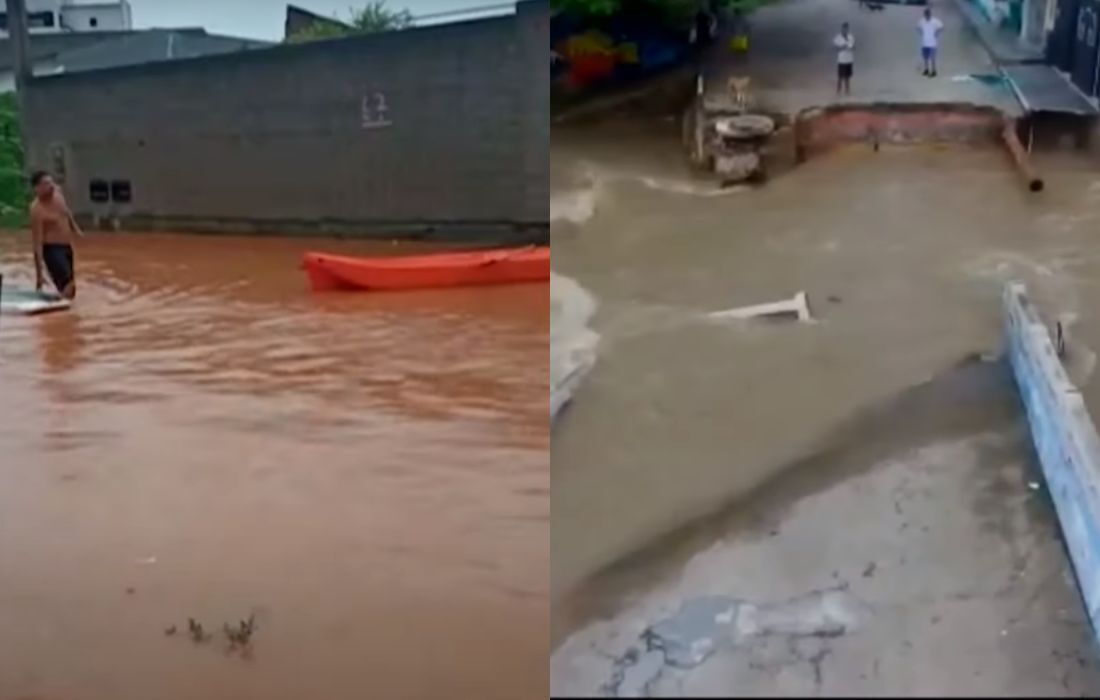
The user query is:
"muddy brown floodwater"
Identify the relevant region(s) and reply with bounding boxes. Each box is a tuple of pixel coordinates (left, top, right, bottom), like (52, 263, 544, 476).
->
(0, 233, 548, 700)
(552, 117, 1100, 641)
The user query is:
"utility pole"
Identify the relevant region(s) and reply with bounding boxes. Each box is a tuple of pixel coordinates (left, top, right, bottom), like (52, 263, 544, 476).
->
(5, 0, 31, 179)
(6, 0, 31, 96)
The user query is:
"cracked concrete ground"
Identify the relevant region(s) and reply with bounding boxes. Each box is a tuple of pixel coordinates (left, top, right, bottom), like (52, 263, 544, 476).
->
(552, 429, 1100, 696)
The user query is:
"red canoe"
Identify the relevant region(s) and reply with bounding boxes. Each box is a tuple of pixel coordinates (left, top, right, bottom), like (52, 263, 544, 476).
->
(303, 246, 550, 292)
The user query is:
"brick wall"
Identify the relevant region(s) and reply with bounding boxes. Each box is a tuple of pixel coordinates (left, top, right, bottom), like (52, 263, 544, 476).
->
(23, 2, 548, 240)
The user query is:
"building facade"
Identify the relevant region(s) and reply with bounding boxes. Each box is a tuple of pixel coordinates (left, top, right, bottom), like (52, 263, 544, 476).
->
(22, 1, 550, 241)
(1042, 0, 1100, 97)
(0, 0, 132, 36)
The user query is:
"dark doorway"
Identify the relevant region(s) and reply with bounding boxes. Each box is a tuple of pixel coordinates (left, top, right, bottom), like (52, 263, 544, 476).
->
(1049, 0, 1082, 71)
(1072, 0, 1100, 95)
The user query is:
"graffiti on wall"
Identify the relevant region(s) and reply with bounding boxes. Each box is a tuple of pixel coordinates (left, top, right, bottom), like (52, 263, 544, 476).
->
(551, 12, 694, 90)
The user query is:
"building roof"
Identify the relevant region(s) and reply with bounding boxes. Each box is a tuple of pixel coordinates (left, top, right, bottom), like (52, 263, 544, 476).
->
(284, 4, 350, 40)
(0, 31, 132, 72)
(0, 28, 270, 75)
(50, 29, 270, 74)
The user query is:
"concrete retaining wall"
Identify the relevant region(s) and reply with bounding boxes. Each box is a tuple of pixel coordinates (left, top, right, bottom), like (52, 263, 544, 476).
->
(22, 1, 549, 240)
(1004, 282, 1100, 642)
(795, 104, 1004, 158)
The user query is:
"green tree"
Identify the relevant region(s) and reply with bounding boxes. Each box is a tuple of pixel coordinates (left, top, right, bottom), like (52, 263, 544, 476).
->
(288, 1, 413, 43)
(350, 1, 414, 31)
(0, 92, 28, 228)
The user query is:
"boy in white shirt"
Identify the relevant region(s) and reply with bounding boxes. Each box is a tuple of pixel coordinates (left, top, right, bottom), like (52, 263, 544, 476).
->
(833, 22, 854, 95)
(918, 7, 944, 77)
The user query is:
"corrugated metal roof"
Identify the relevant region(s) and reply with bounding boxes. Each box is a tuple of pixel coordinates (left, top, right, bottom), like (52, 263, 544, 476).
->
(0, 29, 270, 75)
(0, 30, 138, 71)
(1001, 64, 1100, 116)
(51, 30, 270, 74)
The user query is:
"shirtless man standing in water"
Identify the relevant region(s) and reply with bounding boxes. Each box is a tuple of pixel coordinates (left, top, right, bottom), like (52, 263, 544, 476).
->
(29, 170, 83, 299)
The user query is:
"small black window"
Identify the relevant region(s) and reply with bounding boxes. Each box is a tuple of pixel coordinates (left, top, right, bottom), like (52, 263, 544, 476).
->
(110, 180, 132, 203)
(89, 180, 109, 203)
(0, 13, 10, 31)
(89, 17, 98, 28)
(28, 11, 55, 28)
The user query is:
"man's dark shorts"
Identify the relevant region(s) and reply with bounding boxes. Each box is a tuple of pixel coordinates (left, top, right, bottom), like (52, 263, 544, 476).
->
(43, 242, 74, 292)
(837, 62, 853, 79)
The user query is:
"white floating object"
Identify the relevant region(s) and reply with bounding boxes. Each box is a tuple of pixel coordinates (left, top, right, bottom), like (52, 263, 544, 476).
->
(708, 291, 812, 323)
(0, 288, 71, 316)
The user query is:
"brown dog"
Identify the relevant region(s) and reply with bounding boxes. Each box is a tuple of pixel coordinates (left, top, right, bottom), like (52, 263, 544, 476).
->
(727, 76, 752, 111)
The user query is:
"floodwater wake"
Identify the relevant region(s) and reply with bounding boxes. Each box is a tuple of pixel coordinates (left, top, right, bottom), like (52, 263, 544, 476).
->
(551, 273, 600, 420)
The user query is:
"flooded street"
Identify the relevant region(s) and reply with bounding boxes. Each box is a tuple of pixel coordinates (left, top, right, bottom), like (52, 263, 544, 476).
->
(0, 234, 548, 700)
(551, 116, 1100, 636)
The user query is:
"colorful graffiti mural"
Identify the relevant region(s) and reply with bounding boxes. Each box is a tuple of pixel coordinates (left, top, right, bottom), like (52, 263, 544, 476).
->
(551, 10, 699, 89)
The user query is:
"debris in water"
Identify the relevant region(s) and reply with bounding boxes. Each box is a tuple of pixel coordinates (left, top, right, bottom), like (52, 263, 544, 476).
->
(125, 587, 136, 595)
(188, 617, 210, 643)
(164, 625, 178, 637)
(224, 614, 257, 652)
(862, 561, 877, 579)
(708, 291, 813, 323)
(136, 556, 157, 565)
(714, 114, 775, 140)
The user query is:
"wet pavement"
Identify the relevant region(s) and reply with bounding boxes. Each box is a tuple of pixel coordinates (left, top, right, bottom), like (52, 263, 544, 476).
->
(553, 424, 1100, 696)
(551, 115, 1100, 693)
(703, 0, 1019, 115)
(0, 233, 548, 700)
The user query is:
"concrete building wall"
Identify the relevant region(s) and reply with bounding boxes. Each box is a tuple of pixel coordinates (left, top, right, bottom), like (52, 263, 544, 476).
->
(517, 0, 549, 224)
(23, 2, 548, 239)
(0, 0, 131, 36)
(61, 3, 131, 32)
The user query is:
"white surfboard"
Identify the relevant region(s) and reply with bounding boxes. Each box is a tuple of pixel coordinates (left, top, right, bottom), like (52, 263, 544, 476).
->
(0, 288, 71, 316)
